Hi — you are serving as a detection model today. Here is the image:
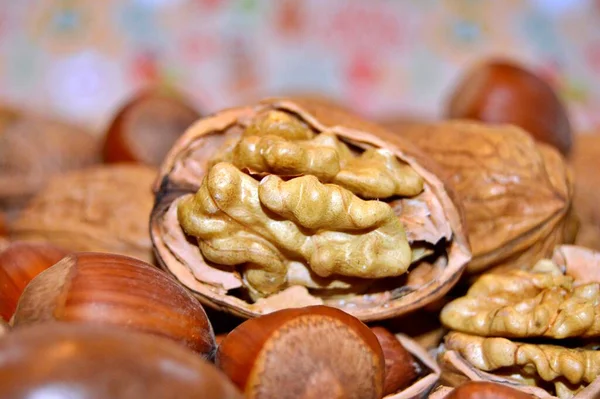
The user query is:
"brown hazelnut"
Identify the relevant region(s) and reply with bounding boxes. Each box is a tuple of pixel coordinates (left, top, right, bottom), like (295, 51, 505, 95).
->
(446, 381, 534, 399)
(216, 305, 385, 399)
(0, 323, 242, 399)
(103, 88, 200, 166)
(0, 212, 6, 236)
(446, 60, 572, 156)
(13, 252, 216, 357)
(0, 241, 68, 321)
(371, 326, 419, 396)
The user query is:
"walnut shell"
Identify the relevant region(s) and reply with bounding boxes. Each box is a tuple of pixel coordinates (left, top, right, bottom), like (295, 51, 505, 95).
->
(10, 165, 157, 264)
(150, 98, 471, 321)
(398, 121, 575, 274)
(0, 107, 100, 210)
(570, 133, 600, 251)
(438, 245, 600, 399)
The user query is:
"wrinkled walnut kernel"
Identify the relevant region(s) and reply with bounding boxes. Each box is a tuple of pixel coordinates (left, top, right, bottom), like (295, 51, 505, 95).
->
(211, 110, 424, 200)
(441, 260, 600, 339)
(178, 162, 412, 297)
(445, 332, 600, 387)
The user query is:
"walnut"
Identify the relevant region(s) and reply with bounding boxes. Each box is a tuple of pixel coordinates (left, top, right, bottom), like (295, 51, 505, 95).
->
(0, 107, 100, 213)
(150, 98, 471, 321)
(441, 261, 600, 339)
(444, 332, 600, 396)
(439, 246, 600, 399)
(216, 111, 424, 199)
(10, 165, 157, 264)
(178, 162, 411, 297)
(398, 121, 575, 274)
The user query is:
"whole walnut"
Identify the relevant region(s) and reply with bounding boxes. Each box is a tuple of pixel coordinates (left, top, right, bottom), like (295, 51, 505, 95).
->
(398, 121, 575, 274)
(0, 106, 100, 213)
(570, 133, 600, 251)
(151, 98, 471, 322)
(10, 165, 157, 264)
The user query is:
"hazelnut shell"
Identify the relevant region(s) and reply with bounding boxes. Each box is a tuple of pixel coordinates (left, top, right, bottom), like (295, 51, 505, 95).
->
(446, 60, 572, 156)
(0, 241, 68, 321)
(216, 305, 385, 399)
(103, 89, 200, 166)
(0, 323, 242, 399)
(13, 252, 216, 356)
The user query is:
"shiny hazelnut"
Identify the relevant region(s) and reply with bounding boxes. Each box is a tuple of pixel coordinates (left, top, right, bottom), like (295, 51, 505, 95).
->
(446, 60, 572, 155)
(371, 326, 418, 395)
(103, 88, 200, 166)
(13, 252, 215, 357)
(216, 305, 385, 399)
(0, 323, 242, 399)
(0, 241, 68, 321)
(446, 381, 534, 399)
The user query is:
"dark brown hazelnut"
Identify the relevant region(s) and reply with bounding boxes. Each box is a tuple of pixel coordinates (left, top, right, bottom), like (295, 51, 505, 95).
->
(216, 305, 385, 399)
(446, 60, 572, 156)
(371, 326, 419, 395)
(0, 323, 242, 399)
(446, 381, 534, 399)
(0, 241, 68, 321)
(103, 88, 200, 166)
(13, 252, 215, 357)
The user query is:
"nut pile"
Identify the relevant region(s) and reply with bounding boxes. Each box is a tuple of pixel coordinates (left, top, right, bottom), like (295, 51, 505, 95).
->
(2, 57, 600, 399)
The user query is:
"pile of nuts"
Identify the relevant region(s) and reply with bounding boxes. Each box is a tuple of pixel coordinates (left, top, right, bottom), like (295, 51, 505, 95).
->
(1, 60, 600, 399)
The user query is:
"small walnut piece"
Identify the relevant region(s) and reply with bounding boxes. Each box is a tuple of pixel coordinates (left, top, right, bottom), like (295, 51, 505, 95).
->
(445, 332, 600, 391)
(178, 162, 412, 297)
(441, 260, 600, 339)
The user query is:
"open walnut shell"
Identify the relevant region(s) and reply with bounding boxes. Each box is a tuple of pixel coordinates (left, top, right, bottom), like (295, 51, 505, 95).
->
(398, 121, 576, 275)
(150, 98, 471, 321)
(438, 245, 600, 399)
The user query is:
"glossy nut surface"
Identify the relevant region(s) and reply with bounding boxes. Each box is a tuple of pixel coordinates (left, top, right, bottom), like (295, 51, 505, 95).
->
(0, 323, 242, 399)
(446, 381, 534, 399)
(103, 89, 200, 166)
(0, 241, 68, 321)
(371, 326, 418, 396)
(216, 305, 385, 399)
(446, 60, 572, 156)
(13, 252, 215, 356)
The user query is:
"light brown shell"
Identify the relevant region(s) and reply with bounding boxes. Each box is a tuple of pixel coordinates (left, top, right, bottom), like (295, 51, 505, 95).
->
(438, 245, 600, 399)
(384, 333, 441, 399)
(0, 107, 100, 210)
(570, 133, 600, 251)
(398, 121, 575, 274)
(150, 99, 471, 321)
(10, 165, 157, 264)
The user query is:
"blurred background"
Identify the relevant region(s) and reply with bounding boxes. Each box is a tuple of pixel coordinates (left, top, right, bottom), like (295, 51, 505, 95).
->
(1, 0, 599, 134)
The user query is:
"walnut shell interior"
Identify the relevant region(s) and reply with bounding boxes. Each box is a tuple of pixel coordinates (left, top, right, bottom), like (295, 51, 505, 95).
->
(150, 99, 471, 321)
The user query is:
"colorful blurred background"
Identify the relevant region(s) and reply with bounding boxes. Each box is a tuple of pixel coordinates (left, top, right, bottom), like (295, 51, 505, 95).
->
(0, 0, 599, 133)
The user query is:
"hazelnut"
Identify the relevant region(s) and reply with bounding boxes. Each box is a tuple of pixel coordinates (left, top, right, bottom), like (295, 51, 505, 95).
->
(216, 305, 385, 399)
(0, 241, 68, 321)
(13, 252, 216, 357)
(0, 323, 242, 399)
(446, 60, 572, 156)
(446, 381, 534, 399)
(103, 88, 200, 166)
(0, 212, 6, 236)
(371, 326, 418, 395)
